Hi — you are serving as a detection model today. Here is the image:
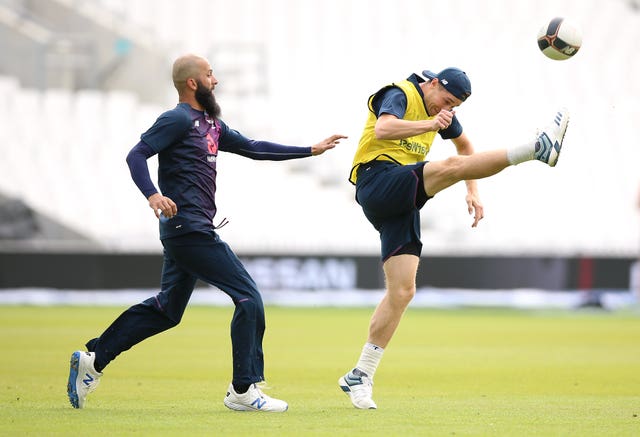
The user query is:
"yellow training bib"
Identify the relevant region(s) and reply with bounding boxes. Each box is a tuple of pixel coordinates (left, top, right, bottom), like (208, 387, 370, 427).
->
(349, 80, 437, 184)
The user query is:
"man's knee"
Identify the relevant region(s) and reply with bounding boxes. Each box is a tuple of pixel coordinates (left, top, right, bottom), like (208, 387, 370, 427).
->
(141, 296, 184, 327)
(424, 155, 466, 195)
(235, 293, 265, 316)
(387, 284, 416, 307)
(430, 155, 465, 178)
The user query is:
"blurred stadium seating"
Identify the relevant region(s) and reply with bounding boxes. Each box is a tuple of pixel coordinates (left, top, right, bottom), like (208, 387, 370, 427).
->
(0, 0, 638, 257)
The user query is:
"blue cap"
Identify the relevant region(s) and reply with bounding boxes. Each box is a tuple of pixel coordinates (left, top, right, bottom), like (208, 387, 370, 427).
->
(422, 67, 472, 102)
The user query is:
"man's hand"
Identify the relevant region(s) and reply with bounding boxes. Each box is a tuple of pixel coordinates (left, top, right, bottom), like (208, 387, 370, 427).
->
(148, 193, 177, 219)
(433, 109, 454, 131)
(311, 134, 347, 155)
(466, 192, 484, 228)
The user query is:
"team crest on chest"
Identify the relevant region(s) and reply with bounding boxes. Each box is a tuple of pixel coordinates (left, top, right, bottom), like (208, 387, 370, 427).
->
(206, 132, 218, 154)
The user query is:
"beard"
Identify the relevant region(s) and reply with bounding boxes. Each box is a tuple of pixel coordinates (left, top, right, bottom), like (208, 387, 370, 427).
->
(195, 80, 221, 119)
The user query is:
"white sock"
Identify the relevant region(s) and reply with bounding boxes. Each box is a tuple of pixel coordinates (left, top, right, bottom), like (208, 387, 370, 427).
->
(507, 141, 535, 165)
(355, 343, 384, 378)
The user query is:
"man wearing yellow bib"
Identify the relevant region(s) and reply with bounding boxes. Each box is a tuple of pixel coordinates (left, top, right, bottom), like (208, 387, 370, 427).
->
(338, 68, 569, 409)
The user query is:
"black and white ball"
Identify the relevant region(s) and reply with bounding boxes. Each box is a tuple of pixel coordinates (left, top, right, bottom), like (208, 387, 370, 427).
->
(537, 17, 582, 61)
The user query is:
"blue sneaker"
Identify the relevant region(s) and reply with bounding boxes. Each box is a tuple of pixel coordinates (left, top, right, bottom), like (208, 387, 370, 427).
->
(535, 108, 569, 167)
(67, 351, 102, 408)
(338, 368, 377, 409)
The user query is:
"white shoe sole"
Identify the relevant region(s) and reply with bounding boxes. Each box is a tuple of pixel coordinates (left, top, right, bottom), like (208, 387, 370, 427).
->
(547, 109, 570, 167)
(223, 400, 288, 412)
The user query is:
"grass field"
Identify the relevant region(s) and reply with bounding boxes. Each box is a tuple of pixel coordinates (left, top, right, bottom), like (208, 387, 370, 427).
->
(1, 304, 639, 436)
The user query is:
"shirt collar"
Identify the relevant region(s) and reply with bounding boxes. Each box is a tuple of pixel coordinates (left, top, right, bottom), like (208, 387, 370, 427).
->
(407, 73, 425, 96)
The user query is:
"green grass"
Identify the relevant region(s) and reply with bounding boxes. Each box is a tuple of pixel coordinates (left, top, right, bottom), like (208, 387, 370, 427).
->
(1, 305, 639, 436)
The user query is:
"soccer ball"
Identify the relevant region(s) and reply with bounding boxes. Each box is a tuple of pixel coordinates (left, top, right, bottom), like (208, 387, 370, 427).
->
(537, 17, 582, 60)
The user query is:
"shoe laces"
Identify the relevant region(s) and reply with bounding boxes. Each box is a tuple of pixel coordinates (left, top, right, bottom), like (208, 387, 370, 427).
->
(255, 381, 272, 390)
(248, 383, 274, 401)
(350, 380, 374, 405)
(359, 375, 373, 389)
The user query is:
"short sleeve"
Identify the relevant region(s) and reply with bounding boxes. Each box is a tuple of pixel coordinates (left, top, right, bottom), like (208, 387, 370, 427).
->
(370, 86, 407, 119)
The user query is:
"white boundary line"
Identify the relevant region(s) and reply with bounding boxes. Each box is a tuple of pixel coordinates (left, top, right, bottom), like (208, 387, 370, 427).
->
(0, 287, 636, 310)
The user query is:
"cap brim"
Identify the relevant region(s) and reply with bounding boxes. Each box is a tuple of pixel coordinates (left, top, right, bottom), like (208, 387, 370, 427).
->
(422, 70, 437, 80)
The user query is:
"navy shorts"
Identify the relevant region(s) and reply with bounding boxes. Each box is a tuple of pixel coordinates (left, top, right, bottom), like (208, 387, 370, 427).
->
(355, 160, 431, 261)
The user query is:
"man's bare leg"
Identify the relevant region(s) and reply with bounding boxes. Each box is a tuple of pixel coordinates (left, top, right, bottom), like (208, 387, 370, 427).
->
(368, 254, 420, 347)
(424, 149, 510, 196)
(338, 254, 420, 409)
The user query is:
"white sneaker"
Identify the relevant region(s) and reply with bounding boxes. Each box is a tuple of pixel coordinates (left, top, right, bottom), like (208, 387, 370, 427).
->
(338, 368, 377, 409)
(223, 383, 288, 412)
(535, 108, 570, 167)
(67, 351, 103, 409)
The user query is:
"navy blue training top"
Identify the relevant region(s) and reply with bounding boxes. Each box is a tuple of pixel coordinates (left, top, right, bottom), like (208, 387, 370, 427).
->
(127, 102, 311, 240)
(370, 73, 463, 140)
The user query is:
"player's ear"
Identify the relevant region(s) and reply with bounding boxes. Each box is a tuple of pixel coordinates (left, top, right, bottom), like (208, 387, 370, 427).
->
(187, 78, 197, 91)
(425, 78, 437, 90)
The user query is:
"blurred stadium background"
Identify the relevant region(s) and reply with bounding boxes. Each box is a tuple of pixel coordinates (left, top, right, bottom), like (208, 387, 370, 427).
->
(0, 0, 638, 307)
